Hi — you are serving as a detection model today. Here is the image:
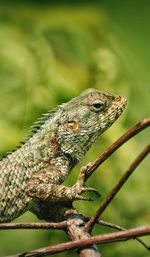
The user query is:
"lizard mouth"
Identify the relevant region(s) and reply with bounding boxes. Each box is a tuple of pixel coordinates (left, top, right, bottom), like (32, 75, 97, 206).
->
(98, 96, 127, 132)
(116, 96, 127, 114)
(108, 96, 127, 122)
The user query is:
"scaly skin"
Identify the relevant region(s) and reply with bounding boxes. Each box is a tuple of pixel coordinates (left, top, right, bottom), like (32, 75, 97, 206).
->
(0, 88, 127, 222)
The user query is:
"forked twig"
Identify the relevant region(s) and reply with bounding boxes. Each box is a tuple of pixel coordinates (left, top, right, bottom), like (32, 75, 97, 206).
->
(85, 144, 150, 232)
(0, 219, 148, 253)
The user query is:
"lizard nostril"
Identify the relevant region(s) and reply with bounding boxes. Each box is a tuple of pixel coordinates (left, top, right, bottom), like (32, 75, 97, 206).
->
(116, 96, 121, 101)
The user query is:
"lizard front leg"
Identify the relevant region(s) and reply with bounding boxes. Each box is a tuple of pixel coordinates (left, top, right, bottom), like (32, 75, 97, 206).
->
(26, 168, 100, 202)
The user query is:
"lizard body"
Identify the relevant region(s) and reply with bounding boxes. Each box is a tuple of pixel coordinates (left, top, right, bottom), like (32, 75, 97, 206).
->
(0, 88, 126, 222)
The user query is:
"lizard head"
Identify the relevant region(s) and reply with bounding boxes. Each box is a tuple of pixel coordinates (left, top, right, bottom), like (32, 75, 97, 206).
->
(57, 88, 127, 164)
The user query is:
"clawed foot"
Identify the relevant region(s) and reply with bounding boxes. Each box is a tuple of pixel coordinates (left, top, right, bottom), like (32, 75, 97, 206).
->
(74, 186, 101, 201)
(72, 165, 101, 201)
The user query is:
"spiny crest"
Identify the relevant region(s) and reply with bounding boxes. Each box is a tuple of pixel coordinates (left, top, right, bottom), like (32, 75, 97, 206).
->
(21, 106, 60, 144)
(1, 106, 61, 159)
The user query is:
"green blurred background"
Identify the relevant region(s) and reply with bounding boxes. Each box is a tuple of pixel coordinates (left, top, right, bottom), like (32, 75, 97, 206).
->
(0, 0, 149, 256)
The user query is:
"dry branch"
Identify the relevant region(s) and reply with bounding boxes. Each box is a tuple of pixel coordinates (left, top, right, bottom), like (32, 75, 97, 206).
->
(0, 221, 67, 230)
(84, 118, 150, 180)
(97, 220, 150, 251)
(9, 226, 150, 257)
(85, 144, 150, 232)
(1, 220, 148, 252)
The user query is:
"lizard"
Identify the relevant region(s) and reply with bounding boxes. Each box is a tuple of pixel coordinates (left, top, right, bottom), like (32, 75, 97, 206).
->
(0, 88, 127, 223)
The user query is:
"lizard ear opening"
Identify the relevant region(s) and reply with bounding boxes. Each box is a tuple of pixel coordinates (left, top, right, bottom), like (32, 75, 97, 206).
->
(66, 121, 80, 132)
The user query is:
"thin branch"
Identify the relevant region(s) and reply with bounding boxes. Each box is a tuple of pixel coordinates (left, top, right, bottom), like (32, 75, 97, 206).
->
(85, 144, 150, 232)
(84, 118, 150, 181)
(97, 220, 150, 251)
(97, 219, 126, 230)
(0, 221, 67, 230)
(9, 226, 150, 257)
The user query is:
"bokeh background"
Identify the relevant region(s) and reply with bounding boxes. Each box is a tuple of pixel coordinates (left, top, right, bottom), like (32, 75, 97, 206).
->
(0, 0, 149, 256)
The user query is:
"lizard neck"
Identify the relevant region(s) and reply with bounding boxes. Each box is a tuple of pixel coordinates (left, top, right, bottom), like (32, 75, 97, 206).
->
(12, 124, 77, 183)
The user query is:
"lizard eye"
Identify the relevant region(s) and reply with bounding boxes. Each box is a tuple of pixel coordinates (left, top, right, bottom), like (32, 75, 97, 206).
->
(91, 99, 106, 112)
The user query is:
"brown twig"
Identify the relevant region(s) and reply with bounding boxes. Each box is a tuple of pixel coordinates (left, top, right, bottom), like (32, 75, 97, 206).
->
(97, 220, 150, 251)
(85, 144, 150, 232)
(0, 221, 67, 230)
(9, 226, 150, 257)
(84, 118, 150, 181)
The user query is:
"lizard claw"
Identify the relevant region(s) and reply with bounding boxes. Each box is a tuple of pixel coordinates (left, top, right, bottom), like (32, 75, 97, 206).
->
(81, 187, 101, 198)
(75, 195, 94, 201)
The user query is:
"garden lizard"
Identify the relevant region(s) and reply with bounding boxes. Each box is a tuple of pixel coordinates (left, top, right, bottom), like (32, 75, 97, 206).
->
(0, 88, 127, 222)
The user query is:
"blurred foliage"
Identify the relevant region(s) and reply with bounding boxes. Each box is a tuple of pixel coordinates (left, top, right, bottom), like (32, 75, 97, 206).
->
(0, 1, 149, 257)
